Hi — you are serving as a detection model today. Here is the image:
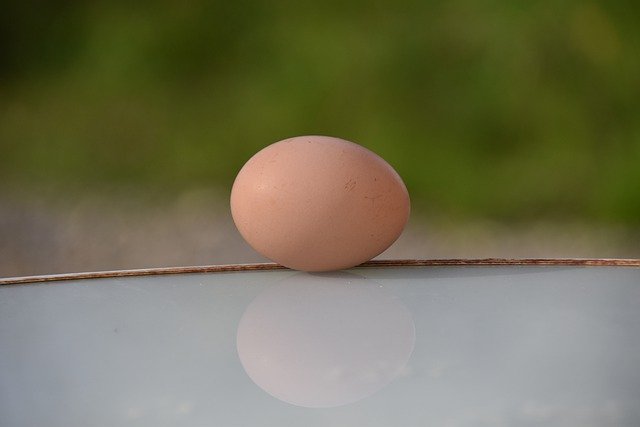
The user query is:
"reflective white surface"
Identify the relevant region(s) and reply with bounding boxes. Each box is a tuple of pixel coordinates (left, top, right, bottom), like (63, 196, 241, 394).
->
(1, 266, 639, 426)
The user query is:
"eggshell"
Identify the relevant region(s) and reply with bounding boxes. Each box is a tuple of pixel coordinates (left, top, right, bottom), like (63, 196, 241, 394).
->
(236, 272, 416, 407)
(230, 135, 410, 271)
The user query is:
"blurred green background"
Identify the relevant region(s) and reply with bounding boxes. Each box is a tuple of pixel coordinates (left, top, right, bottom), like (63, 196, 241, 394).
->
(2, 0, 640, 275)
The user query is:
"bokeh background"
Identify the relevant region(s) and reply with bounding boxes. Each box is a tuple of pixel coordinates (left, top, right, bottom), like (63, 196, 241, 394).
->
(2, 0, 640, 277)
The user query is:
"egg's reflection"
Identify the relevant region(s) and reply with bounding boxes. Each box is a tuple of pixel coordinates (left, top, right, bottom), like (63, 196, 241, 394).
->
(236, 272, 415, 408)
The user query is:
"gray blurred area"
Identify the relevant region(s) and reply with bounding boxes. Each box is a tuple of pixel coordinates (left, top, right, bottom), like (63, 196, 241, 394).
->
(2, 191, 640, 277)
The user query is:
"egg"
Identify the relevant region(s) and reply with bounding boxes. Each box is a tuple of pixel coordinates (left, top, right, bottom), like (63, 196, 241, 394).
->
(230, 135, 410, 271)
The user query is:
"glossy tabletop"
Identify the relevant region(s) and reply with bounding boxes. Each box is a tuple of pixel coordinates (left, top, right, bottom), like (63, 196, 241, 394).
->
(1, 264, 639, 426)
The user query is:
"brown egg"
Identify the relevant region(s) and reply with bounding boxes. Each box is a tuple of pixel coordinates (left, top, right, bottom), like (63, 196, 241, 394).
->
(230, 135, 410, 271)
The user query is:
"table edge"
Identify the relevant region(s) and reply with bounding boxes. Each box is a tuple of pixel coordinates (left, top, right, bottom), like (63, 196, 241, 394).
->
(2, 258, 640, 285)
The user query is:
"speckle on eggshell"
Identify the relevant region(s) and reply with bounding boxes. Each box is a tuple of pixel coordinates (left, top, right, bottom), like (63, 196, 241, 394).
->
(230, 135, 410, 271)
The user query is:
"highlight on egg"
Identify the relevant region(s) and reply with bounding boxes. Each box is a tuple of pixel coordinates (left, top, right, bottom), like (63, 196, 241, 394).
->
(230, 135, 410, 271)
